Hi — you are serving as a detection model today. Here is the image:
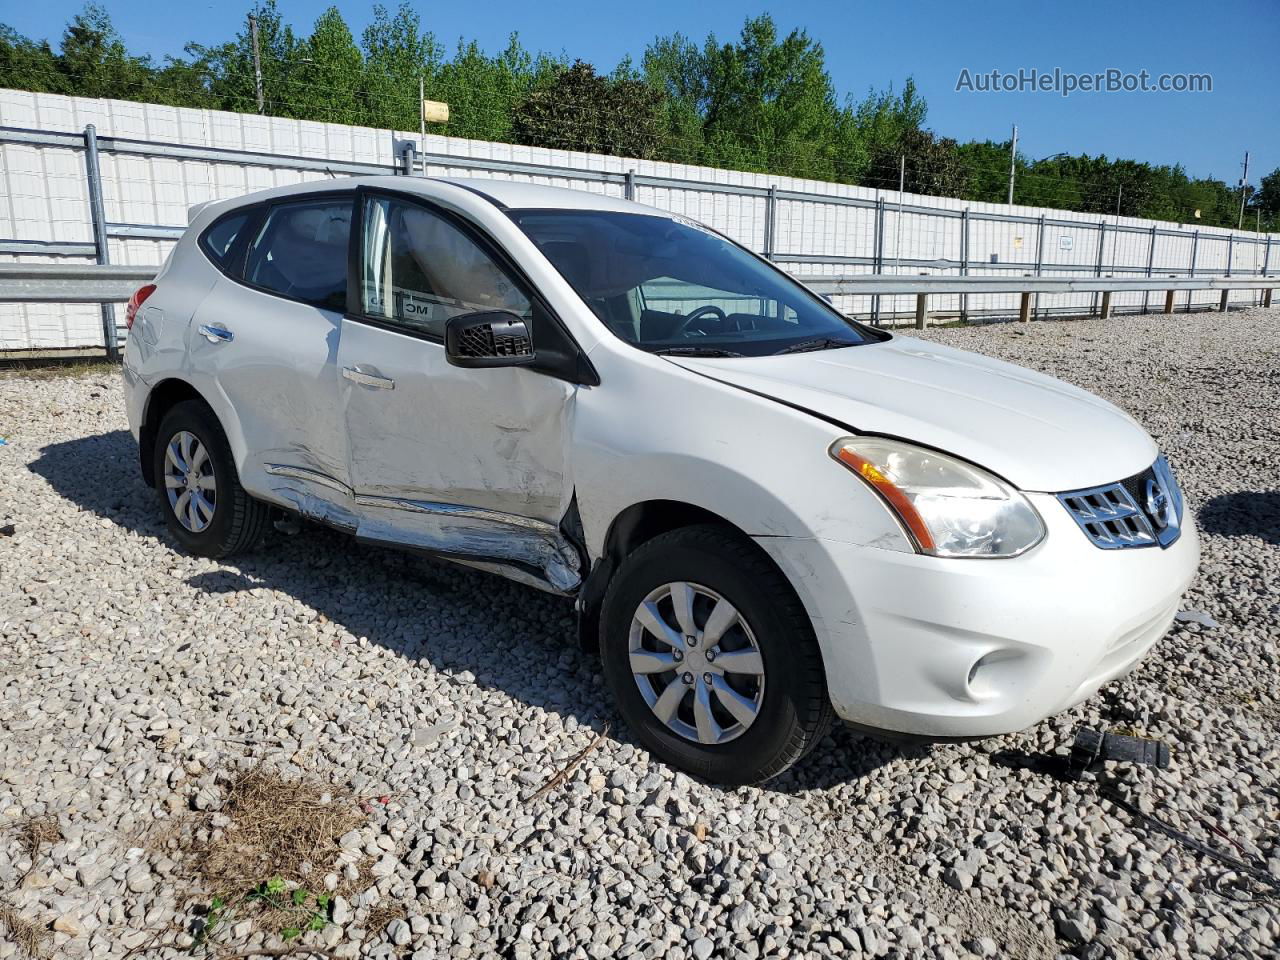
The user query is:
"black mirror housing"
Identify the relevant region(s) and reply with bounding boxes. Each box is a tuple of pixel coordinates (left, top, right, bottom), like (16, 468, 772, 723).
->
(445, 310, 535, 368)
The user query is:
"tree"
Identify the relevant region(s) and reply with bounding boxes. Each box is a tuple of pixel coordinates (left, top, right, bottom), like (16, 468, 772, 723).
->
(295, 7, 366, 125)
(512, 60, 665, 159)
(0, 25, 68, 94)
(1253, 168, 1280, 219)
(191, 1, 305, 116)
(361, 2, 442, 130)
(867, 128, 967, 198)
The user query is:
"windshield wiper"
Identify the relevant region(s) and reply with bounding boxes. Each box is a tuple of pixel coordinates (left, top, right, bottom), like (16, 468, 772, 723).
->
(772, 337, 860, 355)
(652, 346, 745, 358)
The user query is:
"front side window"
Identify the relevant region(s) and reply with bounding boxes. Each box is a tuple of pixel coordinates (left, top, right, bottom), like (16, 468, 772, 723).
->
(244, 198, 352, 311)
(510, 210, 876, 357)
(360, 195, 531, 339)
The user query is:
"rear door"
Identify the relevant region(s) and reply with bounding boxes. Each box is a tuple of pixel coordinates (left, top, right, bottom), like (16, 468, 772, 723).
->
(335, 189, 580, 589)
(188, 194, 355, 524)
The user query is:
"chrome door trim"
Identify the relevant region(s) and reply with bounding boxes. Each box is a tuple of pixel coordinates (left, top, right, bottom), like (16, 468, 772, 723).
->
(351, 493, 563, 534)
(264, 462, 353, 496)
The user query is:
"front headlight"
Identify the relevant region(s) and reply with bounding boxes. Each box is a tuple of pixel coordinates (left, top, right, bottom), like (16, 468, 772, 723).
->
(829, 437, 1045, 558)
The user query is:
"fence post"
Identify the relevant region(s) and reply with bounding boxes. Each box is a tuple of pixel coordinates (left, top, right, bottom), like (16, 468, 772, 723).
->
(1163, 282, 1177, 315)
(400, 142, 417, 176)
(1100, 289, 1113, 319)
(624, 170, 636, 202)
(1091, 221, 1106, 316)
(83, 124, 119, 361)
(1187, 230, 1199, 312)
(959, 209, 969, 323)
(1019, 289, 1032, 323)
(1034, 214, 1045, 319)
(914, 286, 929, 329)
(871, 197, 885, 326)
(1219, 289, 1230, 312)
(763, 185, 777, 262)
(1142, 224, 1157, 314)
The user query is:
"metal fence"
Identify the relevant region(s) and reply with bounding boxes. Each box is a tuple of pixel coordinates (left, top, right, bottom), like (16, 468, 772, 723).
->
(2, 101, 1277, 356)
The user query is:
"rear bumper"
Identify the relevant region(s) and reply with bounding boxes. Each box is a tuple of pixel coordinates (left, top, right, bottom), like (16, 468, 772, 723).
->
(756, 492, 1200, 738)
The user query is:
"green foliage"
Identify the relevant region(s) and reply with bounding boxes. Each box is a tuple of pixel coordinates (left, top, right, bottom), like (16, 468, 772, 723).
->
(0, 5, 1272, 231)
(513, 60, 665, 159)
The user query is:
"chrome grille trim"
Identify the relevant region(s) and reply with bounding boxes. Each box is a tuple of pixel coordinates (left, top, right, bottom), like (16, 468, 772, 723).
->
(1058, 456, 1184, 551)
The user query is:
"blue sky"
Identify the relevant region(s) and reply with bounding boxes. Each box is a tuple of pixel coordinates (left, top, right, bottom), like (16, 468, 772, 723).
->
(7, 0, 1278, 183)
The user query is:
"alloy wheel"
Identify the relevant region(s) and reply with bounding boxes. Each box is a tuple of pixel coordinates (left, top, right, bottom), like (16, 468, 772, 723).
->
(163, 430, 217, 533)
(627, 581, 766, 745)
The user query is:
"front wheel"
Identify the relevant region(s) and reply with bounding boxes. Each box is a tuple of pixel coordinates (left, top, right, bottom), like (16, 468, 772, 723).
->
(599, 525, 833, 785)
(152, 400, 270, 558)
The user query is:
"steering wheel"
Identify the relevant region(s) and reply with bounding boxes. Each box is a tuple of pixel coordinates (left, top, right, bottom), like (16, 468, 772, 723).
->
(672, 305, 728, 337)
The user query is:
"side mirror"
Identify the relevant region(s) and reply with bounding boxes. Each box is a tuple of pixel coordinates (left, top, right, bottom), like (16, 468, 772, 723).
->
(444, 310, 535, 368)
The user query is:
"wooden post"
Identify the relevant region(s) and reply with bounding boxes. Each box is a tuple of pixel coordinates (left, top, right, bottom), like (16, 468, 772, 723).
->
(1163, 289, 1176, 314)
(1100, 291, 1112, 319)
(1265, 288, 1274, 308)
(1219, 289, 1230, 313)
(1018, 291, 1031, 323)
(914, 293, 929, 329)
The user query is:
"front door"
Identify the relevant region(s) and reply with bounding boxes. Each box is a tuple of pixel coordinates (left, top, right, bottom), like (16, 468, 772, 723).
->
(336, 191, 580, 590)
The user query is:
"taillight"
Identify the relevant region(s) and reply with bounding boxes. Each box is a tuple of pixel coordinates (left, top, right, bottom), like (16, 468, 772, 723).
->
(125, 283, 157, 330)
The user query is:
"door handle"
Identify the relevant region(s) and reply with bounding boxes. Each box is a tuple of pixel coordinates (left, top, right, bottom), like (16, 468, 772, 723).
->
(342, 366, 395, 390)
(197, 324, 234, 343)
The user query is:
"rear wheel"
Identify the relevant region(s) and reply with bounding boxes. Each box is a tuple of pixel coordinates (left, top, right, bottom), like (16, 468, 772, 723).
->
(600, 524, 833, 785)
(152, 400, 270, 558)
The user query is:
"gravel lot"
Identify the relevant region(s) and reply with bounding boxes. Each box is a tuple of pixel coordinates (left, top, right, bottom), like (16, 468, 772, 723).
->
(1, 307, 1278, 960)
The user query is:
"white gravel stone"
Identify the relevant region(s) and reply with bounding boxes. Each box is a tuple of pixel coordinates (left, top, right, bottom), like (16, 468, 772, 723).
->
(1, 308, 1278, 958)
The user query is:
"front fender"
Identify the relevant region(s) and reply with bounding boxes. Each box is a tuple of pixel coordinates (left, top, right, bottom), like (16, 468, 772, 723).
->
(572, 348, 911, 559)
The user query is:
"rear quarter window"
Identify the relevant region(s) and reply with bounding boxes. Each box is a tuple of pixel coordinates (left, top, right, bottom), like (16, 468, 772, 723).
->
(198, 211, 251, 271)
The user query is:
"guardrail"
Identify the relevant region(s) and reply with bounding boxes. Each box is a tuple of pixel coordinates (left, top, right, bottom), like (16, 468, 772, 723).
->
(1, 264, 1274, 360)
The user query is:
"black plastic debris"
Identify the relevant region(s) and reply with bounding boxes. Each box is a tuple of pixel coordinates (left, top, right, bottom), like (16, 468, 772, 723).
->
(1069, 726, 1170, 777)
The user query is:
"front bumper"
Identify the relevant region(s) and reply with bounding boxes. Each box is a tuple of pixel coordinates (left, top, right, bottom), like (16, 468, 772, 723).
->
(756, 491, 1200, 738)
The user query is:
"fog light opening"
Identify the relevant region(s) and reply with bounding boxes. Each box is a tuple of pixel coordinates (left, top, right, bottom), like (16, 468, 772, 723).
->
(965, 648, 1024, 701)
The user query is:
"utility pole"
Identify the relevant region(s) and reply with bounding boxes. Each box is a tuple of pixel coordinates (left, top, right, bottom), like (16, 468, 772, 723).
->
(1116, 184, 1122, 216)
(419, 77, 425, 138)
(898, 154, 905, 194)
(1237, 150, 1250, 230)
(1007, 124, 1018, 205)
(249, 14, 265, 114)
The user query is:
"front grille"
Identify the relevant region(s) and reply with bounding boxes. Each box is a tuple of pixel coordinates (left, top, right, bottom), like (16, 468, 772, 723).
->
(1058, 457, 1184, 550)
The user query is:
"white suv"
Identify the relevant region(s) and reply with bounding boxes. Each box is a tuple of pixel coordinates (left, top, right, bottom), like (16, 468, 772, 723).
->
(122, 176, 1199, 784)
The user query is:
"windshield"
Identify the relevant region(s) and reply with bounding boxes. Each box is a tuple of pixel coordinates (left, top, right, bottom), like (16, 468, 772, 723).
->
(509, 210, 877, 357)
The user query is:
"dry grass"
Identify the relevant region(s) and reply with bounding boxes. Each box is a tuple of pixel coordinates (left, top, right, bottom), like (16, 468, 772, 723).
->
(0, 903, 50, 958)
(190, 767, 363, 895)
(14, 816, 61, 862)
(0, 358, 117, 380)
(173, 766, 368, 949)
(362, 902, 406, 939)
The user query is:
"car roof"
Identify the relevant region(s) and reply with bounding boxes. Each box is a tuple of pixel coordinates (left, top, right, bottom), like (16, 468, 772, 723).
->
(191, 175, 665, 224)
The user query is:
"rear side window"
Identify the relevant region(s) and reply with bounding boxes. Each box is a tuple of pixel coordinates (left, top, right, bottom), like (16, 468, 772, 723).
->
(244, 199, 352, 311)
(199, 211, 250, 270)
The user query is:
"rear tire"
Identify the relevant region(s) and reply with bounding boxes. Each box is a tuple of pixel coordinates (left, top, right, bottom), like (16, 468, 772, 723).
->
(152, 400, 270, 559)
(600, 524, 833, 785)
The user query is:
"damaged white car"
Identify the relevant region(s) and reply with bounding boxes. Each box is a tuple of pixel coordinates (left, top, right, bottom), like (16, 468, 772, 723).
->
(123, 177, 1199, 784)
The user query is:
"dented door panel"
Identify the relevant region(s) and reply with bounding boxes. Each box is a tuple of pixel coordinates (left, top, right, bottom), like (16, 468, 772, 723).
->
(336, 318, 578, 587)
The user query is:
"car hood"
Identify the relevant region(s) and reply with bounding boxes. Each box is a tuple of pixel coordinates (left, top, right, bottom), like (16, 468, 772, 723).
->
(666, 336, 1157, 492)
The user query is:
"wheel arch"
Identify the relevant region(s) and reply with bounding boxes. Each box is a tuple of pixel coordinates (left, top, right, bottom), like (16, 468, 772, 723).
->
(137, 378, 211, 487)
(575, 499, 798, 653)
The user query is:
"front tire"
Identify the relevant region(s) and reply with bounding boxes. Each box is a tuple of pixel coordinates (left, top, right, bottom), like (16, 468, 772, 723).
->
(152, 400, 270, 558)
(600, 525, 833, 785)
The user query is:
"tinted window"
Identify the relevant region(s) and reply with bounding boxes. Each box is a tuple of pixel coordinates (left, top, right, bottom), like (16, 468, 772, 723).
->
(360, 196, 531, 339)
(244, 199, 352, 310)
(510, 210, 872, 357)
(200, 211, 250, 270)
